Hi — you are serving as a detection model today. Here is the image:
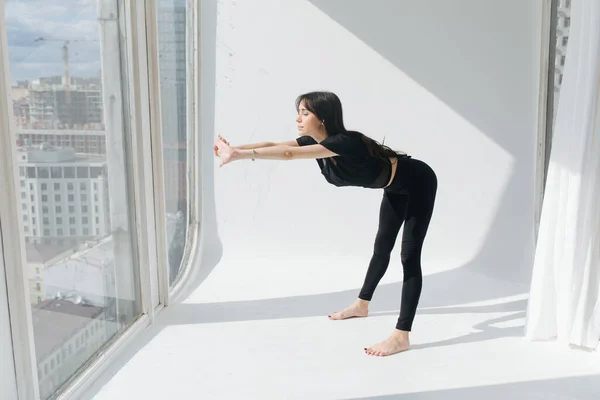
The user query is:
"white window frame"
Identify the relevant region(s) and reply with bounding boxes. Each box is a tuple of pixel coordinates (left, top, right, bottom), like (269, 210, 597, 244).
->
(0, 0, 204, 398)
(535, 0, 559, 239)
(0, 227, 19, 400)
(0, 2, 40, 397)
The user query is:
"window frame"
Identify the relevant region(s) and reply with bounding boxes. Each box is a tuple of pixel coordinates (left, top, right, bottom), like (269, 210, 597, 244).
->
(0, 1, 40, 397)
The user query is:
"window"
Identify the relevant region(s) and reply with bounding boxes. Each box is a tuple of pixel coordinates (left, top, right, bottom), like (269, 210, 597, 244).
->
(42, 195, 48, 202)
(51, 167, 62, 179)
(4, 1, 144, 398)
(77, 167, 89, 179)
(56, 206, 62, 213)
(82, 205, 88, 213)
(64, 168, 75, 179)
(38, 168, 49, 179)
(157, 0, 190, 285)
(69, 206, 75, 213)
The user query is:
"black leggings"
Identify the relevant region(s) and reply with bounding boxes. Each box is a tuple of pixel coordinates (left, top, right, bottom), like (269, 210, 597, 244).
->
(358, 157, 438, 332)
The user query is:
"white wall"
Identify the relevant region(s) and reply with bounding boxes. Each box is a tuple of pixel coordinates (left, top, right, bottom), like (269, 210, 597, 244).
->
(189, 0, 543, 305)
(0, 229, 18, 399)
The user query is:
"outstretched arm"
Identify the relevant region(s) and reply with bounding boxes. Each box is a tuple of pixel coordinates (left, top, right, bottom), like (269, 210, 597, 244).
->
(214, 136, 336, 167)
(232, 139, 299, 150)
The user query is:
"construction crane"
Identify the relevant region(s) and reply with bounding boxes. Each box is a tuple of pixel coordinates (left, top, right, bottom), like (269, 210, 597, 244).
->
(33, 37, 98, 105)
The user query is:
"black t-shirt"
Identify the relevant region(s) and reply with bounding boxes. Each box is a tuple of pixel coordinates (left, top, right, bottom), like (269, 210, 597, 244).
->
(296, 131, 393, 189)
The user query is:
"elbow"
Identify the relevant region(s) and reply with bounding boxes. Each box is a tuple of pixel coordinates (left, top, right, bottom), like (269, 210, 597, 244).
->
(283, 146, 296, 160)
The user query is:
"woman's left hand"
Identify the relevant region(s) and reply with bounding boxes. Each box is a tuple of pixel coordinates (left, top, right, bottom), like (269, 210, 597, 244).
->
(214, 136, 235, 167)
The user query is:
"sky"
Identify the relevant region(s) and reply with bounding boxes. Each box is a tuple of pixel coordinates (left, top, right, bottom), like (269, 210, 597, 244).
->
(5, 0, 102, 84)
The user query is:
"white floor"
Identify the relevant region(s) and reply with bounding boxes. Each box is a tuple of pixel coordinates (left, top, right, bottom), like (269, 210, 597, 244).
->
(85, 254, 600, 400)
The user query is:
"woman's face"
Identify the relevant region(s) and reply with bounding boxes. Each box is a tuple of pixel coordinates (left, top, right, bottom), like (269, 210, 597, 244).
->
(296, 100, 323, 136)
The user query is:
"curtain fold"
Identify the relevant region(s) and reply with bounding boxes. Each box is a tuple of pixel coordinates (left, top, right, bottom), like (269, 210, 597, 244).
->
(525, 0, 600, 350)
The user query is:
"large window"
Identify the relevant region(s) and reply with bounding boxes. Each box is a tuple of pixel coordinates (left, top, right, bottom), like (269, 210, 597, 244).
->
(156, 0, 189, 286)
(4, 0, 142, 398)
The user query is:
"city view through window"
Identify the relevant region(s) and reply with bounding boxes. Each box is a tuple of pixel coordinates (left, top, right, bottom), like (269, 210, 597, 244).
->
(5, 0, 188, 398)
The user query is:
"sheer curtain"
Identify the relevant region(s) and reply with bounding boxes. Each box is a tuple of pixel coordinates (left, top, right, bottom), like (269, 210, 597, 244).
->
(525, 0, 600, 350)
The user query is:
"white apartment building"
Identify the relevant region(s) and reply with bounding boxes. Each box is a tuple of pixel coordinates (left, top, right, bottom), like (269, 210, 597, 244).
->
(17, 144, 111, 245)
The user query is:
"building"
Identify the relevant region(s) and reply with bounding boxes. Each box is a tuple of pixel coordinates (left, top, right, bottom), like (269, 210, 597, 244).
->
(17, 128, 107, 156)
(157, 0, 188, 215)
(17, 143, 111, 246)
(25, 242, 77, 305)
(27, 76, 104, 130)
(32, 298, 117, 400)
(43, 237, 117, 308)
(553, 0, 572, 119)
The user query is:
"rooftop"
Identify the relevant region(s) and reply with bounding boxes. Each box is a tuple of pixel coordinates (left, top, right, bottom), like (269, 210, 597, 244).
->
(31, 299, 106, 361)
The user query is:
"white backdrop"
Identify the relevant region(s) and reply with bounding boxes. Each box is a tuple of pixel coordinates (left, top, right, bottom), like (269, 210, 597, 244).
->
(184, 0, 543, 306)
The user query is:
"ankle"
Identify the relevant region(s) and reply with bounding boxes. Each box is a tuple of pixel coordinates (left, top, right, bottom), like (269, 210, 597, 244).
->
(355, 298, 370, 308)
(392, 329, 410, 341)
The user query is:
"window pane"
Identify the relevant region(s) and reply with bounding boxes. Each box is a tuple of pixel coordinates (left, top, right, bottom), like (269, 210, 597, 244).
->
(553, 1, 572, 129)
(5, 1, 142, 399)
(157, 0, 189, 286)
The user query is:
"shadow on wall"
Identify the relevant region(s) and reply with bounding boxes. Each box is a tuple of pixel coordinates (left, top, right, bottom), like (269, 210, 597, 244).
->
(344, 374, 600, 400)
(306, 0, 538, 284)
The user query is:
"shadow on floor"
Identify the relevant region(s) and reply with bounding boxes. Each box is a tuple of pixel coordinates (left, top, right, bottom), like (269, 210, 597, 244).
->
(344, 374, 600, 400)
(166, 266, 530, 326)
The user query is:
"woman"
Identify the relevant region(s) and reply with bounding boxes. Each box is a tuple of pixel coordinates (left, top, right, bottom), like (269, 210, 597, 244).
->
(214, 91, 438, 357)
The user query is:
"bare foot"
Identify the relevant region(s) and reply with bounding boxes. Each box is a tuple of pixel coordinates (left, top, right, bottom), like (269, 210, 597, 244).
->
(328, 299, 369, 320)
(365, 330, 410, 357)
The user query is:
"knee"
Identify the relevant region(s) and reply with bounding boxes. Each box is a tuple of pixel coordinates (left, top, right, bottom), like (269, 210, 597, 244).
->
(400, 249, 422, 276)
(373, 237, 395, 256)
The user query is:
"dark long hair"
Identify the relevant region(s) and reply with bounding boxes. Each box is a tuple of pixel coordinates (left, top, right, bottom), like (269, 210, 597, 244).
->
(295, 91, 401, 164)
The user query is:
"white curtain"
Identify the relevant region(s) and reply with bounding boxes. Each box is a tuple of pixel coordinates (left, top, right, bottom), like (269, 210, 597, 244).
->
(525, 0, 600, 350)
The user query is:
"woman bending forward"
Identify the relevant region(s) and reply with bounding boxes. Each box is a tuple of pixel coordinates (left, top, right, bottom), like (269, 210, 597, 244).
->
(214, 91, 438, 357)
